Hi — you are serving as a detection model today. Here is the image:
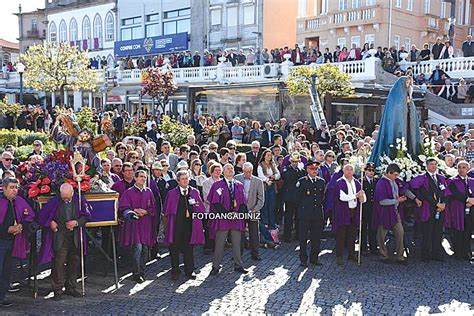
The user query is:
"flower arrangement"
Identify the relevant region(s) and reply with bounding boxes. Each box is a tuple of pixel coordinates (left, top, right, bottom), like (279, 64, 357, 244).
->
(0, 96, 24, 129)
(76, 107, 98, 135)
(124, 120, 145, 137)
(16, 149, 95, 198)
(159, 115, 194, 147)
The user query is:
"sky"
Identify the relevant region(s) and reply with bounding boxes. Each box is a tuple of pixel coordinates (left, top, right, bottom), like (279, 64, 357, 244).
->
(0, 0, 45, 43)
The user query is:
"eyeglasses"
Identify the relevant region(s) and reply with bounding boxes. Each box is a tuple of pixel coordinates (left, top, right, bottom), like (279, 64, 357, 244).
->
(162, 164, 169, 167)
(194, 163, 202, 166)
(113, 165, 122, 168)
(366, 169, 375, 172)
(34, 144, 41, 147)
(327, 155, 335, 158)
(130, 156, 138, 159)
(118, 147, 126, 150)
(3, 158, 12, 161)
(229, 147, 236, 150)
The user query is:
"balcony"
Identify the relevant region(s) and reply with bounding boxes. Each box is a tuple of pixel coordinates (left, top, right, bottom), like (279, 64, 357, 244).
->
(333, 8, 376, 25)
(25, 29, 46, 39)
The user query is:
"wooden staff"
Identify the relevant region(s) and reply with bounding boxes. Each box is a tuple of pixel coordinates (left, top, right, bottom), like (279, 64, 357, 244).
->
(358, 169, 365, 266)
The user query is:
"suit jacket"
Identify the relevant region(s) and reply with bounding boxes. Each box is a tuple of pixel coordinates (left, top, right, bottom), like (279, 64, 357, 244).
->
(260, 129, 275, 148)
(235, 174, 265, 214)
(157, 153, 179, 172)
(462, 40, 474, 57)
(246, 150, 263, 176)
(202, 176, 218, 212)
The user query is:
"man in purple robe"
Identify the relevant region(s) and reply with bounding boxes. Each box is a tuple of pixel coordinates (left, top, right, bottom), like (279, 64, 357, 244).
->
(324, 158, 349, 221)
(410, 157, 451, 262)
(119, 169, 157, 283)
(38, 183, 91, 300)
(333, 164, 366, 265)
(0, 177, 35, 307)
(446, 160, 474, 261)
(111, 162, 135, 196)
(207, 163, 248, 275)
(374, 164, 420, 265)
(163, 170, 205, 280)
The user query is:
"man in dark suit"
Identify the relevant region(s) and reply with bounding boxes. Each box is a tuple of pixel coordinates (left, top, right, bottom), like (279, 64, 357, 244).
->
(260, 122, 275, 148)
(361, 163, 378, 255)
(226, 49, 237, 67)
(432, 37, 444, 60)
(462, 35, 473, 57)
(246, 141, 263, 176)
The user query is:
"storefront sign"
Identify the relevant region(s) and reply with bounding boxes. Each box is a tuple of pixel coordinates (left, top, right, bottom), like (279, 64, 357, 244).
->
(114, 33, 188, 57)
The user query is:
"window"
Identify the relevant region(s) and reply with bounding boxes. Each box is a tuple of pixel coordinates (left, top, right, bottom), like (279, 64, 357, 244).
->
(393, 35, 400, 50)
(351, 36, 360, 48)
(121, 28, 132, 41)
(105, 13, 114, 41)
(337, 37, 347, 48)
(365, 34, 375, 46)
(70, 18, 78, 42)
(227, 6, 238, 27)
(457, 0, 464, 25)
(321, 0, 328, 14)
(163, 19, 190, 35)
(366, 0, 376, 5)
(147, 14, 159, 22)
(121, 26, 141, 40)
(146, 23, 160, 37)
(49, 22, 57, 42)
(441, 2, 447, 18)
(31, 18, 38, 31)
(93, 15, 102, 41)
(298, 0, 307, 18)
(164, 8, 191, 19)
(352, 0, 361, 8)
(243, 5, 255, 25)
(423, 0, 430, 14)
(404, 37, 411, 49)
(122, 16, 141, 26)
(82, 16, 91, 40)
(406, 0, 413, 11)
(395, 0, 401, 8)
(211, 9, 221, 26)
(338, 0, 348, 10)
(59, 20, 67, 42)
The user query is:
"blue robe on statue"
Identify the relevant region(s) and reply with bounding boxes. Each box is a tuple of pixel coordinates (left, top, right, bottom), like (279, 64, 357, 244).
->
(369, 76, 422, 166)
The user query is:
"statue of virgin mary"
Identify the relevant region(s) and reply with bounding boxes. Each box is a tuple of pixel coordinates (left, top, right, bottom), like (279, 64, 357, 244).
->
(369, 76, 422, 166)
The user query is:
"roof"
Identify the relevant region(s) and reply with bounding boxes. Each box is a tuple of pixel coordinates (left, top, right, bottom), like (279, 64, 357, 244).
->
(0, 39, 19, 51)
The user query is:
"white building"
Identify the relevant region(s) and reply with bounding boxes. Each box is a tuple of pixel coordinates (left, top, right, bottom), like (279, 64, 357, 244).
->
(46, 0, 117, 67)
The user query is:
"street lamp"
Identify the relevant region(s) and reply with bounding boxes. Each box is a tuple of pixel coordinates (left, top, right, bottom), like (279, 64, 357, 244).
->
(16, 62, 25, 105)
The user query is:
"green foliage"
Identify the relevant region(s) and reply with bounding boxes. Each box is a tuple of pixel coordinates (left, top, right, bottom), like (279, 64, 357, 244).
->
(75, 107, 97, 135)
(0, 129, 54, 152)
(285, 64, 354, 97)
(159, 115, 194, 147)
(0, 131, 18, 148)
(0, 96, 24, 129)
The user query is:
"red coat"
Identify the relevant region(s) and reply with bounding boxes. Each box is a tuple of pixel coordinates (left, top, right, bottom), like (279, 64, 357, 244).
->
(291, 51, 304, 64)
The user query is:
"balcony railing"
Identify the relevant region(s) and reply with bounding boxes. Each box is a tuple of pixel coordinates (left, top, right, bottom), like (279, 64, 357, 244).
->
(1, 57, 473, 88)
(334, 8, 375, 24)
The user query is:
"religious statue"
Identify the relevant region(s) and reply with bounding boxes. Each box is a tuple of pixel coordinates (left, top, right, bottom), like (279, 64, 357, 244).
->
(369, 76, 422, 166)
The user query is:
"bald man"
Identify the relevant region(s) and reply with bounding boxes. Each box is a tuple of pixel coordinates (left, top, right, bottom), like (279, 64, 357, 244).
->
(38, 183, 91, 301)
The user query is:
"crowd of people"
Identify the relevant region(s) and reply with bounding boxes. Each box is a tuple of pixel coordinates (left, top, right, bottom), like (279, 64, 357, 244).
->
(0, 105, 473, 305)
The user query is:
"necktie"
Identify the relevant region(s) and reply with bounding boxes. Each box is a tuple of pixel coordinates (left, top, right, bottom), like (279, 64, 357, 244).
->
(228, 181, 234, 198)
(431, 174, 437, 186)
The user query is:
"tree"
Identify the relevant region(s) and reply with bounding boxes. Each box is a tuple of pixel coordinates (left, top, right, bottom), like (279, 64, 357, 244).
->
(141, 67, 178, 113)
(285, 64, 354, 97)
(0, 96, 24, 129)
(21, 42, 99, 103)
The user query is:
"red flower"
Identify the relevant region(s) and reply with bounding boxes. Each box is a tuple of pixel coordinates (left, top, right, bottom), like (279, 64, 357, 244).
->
(40, 185, 51, 194)
(29, 179, 41, 188)
(28, 187, 40, 198)
(65, 179, 78, 188)
(41, 177, 51, 185)
(80, 181, 91, 192)
(82, 175, 91, 181)
(19, 162, 27, 172)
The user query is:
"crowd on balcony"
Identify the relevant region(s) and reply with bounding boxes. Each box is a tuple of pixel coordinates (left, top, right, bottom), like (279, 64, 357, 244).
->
(109, 35, 473, 72)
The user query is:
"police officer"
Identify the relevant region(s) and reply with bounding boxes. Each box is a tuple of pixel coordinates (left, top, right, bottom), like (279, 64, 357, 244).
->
(361, 162, 378, 255)
(295, 160, 326, 267)
(282, 152, 306, 242)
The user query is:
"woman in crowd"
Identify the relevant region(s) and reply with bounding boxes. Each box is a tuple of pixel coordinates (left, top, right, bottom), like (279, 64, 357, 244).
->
(249, 121, 262, 143)
(257, 149, 280, 230)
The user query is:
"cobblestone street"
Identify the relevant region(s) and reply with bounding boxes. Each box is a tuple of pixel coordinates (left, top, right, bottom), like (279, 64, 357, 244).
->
(6, 237, 474, 315)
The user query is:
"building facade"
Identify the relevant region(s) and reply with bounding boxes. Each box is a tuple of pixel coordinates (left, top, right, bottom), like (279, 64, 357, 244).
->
(208, 0, 297, 51)
(116, 0, 207, 55)
(16, 8, 47, 53)
(45, 0, 117, 66)
(296, 0, 473, 54)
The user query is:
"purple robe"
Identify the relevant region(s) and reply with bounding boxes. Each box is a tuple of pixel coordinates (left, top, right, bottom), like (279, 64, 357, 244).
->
(0, 196, 35, 259)
(318, 164, 331, 184)
(410, 173, 451, 224)
(38, 195, 92, 264)
(446, 176, 474, 230)
(111, 173, 121, 183)
(373, 177, 407, 230)
(207, 179, 247, 239)
(163, 186, 205, 246)
(282, 154, 308, 169)
(111, 179, 135, 196)
(333, 177, 362, 231)
(119, 186, 157, 247)
(324, 170, 343, 217)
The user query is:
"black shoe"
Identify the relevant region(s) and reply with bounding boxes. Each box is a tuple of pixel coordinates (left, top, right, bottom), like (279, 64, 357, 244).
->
(348, 255, 358, 263)
(132, 274, 145, 284)
(421, 257, 431, 263)
(0, 300, 12, 307)
(396, 260, 408, 266)
(186, 274, 196, 280)
(380, 258, 391, 264)
(8, 284, 19, 293)
(53, 292, 62, 301)
(210, 267, 220, 276)
(310, 260, 322, 266)
(234, 267, 248, 274)
(336, 257, 343, 266)
(171, 273, 179, 281)
(300, 261, 308, 268)
(64, 288, 82, 298)
(251, 255, 261, 261)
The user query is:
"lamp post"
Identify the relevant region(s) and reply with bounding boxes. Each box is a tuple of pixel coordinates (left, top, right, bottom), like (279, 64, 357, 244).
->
(16, 62, 25, 105)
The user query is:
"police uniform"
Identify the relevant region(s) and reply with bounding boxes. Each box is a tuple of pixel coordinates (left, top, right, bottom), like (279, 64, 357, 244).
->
(295, 167, 326, 266)
(361, 163, 378, 255)
(282, 162, 306, 242)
